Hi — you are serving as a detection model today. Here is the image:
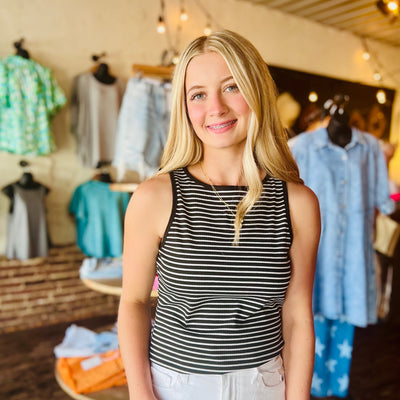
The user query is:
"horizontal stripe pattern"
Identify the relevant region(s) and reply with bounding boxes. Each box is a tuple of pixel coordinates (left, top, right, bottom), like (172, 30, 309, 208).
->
(150, 168, 292, 374)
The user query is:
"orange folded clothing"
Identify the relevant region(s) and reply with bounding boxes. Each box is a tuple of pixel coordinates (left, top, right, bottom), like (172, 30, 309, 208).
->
(57, 348, 127, 394)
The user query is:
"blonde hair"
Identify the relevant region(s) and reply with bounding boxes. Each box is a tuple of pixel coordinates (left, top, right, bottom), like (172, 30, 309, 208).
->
(158, 30, 302, 243)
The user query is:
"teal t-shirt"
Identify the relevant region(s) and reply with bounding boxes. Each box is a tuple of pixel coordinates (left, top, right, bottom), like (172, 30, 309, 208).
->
(69, 181, 131, 258)
(0, 55, 66, 155)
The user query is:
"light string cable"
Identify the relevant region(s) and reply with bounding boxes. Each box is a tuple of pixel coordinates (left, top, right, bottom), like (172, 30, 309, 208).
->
(191, 0, 224, 31)
(361, 36, 400, 86)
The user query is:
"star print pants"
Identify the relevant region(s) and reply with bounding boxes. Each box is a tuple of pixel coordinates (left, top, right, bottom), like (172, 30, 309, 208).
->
(311, 314, 355, 398)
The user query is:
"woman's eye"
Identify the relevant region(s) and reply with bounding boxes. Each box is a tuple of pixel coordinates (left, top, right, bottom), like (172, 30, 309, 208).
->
(190, 93, 205, 101)
(225, 84, 239, 93)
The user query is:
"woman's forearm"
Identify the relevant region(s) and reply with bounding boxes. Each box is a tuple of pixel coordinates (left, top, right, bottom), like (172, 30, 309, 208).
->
(282, 318, 315, 400)
(118, 298, 156, 400)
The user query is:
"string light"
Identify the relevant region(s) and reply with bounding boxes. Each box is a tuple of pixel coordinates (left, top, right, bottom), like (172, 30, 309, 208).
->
(374, 72, 382, 81)
(180, 0, 188, 21)
(387, 1, 399, 12)
(308, 91, 318, 102)
(204, 22, 212, 36)
(172, 53, 180, 65)
(157, 16, 166, 34)
(376, 89, 387, 104)
(180, 9, 188, 21)
(156, 0, 166, 34)
(156, 0, 223, 63)
(362, 51, 370, 60)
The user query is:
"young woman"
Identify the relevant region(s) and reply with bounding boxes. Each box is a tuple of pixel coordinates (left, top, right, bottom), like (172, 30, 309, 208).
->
(118, 30, 321, 400)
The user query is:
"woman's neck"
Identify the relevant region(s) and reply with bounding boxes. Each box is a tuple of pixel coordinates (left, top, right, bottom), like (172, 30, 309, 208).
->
(194, 150, 245, 186)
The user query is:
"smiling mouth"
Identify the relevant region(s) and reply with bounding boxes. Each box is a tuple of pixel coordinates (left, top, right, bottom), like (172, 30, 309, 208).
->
(207, 120, 237, 130)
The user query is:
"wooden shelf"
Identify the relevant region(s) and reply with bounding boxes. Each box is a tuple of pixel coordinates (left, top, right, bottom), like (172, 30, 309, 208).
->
(55, 366, 129, 400)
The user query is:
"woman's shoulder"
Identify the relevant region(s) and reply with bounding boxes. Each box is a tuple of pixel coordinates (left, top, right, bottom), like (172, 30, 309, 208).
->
(286, 181, 320, 231)
(133, 173, 172, 203)
(286, 181, 319, 209)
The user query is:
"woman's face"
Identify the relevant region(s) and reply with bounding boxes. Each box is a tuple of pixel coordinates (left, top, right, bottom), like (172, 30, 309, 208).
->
(185, 52, 251, 154)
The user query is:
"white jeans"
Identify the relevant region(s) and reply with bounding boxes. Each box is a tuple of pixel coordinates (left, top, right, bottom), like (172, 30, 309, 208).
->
(151, 355, 285, 400)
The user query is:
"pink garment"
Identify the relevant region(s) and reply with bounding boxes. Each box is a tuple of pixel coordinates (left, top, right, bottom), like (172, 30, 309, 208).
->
(390, 193, 400, 202)
(152, 275, 159, 291)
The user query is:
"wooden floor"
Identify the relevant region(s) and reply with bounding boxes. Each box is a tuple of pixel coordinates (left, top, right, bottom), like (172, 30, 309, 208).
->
(0, 314, 399, 400)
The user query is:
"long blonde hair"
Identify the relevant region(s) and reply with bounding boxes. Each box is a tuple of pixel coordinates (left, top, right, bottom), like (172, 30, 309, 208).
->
(158, 30, 302, 243)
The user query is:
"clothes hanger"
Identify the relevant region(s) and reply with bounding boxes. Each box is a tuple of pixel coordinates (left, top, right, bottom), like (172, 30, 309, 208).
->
(324, 94, 352, 148)
(92, 53, 116, 84)
(94, 161, 113, 183)
(17, 160, 40, 189)
(14, 38, 30, 59)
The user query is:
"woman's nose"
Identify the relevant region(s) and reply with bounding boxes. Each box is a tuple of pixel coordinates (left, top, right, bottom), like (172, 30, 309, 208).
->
(208, 93, 228, 116)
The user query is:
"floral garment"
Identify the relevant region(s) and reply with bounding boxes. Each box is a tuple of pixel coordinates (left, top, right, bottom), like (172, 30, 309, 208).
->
(0, 55, 66, 155)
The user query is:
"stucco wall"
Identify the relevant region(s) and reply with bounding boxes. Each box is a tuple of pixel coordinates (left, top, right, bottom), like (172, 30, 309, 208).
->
(1, 0, 400, 253)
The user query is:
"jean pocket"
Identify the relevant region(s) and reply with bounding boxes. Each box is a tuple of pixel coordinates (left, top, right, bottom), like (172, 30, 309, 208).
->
(151, 365, 176, 389)
(257, 367, 285, 388)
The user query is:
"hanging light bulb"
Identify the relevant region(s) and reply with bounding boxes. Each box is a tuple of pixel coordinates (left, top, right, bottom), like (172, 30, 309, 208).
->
(172, 53, 180, 65)
(362, 51, 370, 60)
(376, 89, 387, 104)
(388, 1, 399, 12)
(180, 0, 188, 21)
(180, 8, 188, 21)
(374, 72, 382, 81)
(204, 22, 212, 36)
(157, 16, 166, 34)
(308, 91, 318, 103)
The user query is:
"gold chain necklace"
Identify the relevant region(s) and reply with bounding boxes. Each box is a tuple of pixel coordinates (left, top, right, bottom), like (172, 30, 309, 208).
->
(199, 163, 237, 218)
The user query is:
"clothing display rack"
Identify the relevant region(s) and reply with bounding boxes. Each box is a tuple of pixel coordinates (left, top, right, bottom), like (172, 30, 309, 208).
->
(109, 182, 139, 192)
(132, 63, 174, 80)
(109, 63, 174, 193)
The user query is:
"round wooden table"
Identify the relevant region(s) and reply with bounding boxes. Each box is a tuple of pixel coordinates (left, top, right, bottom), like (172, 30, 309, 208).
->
(55, 278, 158, 398)
(81, 277, 158, 298)
(55, 367, 129, 400)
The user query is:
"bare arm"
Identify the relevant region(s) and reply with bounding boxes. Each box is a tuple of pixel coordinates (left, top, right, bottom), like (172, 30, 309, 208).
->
(118, 174, 172, 400)
(282, 182, 321, 400)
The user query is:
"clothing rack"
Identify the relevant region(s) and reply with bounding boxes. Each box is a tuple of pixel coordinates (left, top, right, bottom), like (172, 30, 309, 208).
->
(109, 64, 174, 194)
(132, 64, 174, 80)
(109, 183, 139, 192)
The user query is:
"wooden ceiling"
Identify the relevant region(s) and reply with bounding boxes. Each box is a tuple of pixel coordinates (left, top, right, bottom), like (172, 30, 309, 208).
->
(236, 0, 400, 47)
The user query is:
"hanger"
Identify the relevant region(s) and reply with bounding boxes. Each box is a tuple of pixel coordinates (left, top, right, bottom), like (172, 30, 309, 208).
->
(324, 94, 352, 148)
(92, 53, 116, 84)
(2, 160, 47, 213)
(14, 38, 30, 59)
(132, 64, 174, 81)
(17, 160, 40, 189)
(94, 161, 113, 183)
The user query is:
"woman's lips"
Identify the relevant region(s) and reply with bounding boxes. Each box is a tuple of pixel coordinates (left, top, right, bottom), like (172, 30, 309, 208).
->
(207, 119, 237, 133)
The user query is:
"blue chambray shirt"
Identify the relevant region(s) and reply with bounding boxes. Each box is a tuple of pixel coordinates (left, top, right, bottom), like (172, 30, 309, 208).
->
(289, 128, 394, 327)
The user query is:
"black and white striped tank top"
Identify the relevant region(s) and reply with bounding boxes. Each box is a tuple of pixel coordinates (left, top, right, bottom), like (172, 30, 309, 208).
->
(150, 167, 292, 374)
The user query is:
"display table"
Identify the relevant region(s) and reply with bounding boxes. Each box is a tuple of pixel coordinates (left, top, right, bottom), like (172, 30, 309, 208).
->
(55, 279, 158, 399)
(81, 277, 158, 298)
(55, 367, 129, 400)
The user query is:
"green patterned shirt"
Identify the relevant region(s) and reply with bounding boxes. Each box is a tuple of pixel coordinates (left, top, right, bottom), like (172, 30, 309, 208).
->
(0, 55, 66, 155)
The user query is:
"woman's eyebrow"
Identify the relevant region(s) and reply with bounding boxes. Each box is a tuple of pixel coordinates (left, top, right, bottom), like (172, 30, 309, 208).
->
(186, 76, 234, 95)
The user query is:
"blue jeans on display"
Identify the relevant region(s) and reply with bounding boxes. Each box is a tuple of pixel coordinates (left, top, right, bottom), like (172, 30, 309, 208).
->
(113, 77, 171, 181)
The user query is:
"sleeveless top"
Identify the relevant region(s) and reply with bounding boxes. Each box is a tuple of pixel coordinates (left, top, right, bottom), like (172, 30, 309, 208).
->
(6, 184, 48, 259)
(149, 167, 293, 374)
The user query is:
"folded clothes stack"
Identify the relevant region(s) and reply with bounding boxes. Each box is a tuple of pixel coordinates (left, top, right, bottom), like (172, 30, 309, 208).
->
(54, 324, 126, 394)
